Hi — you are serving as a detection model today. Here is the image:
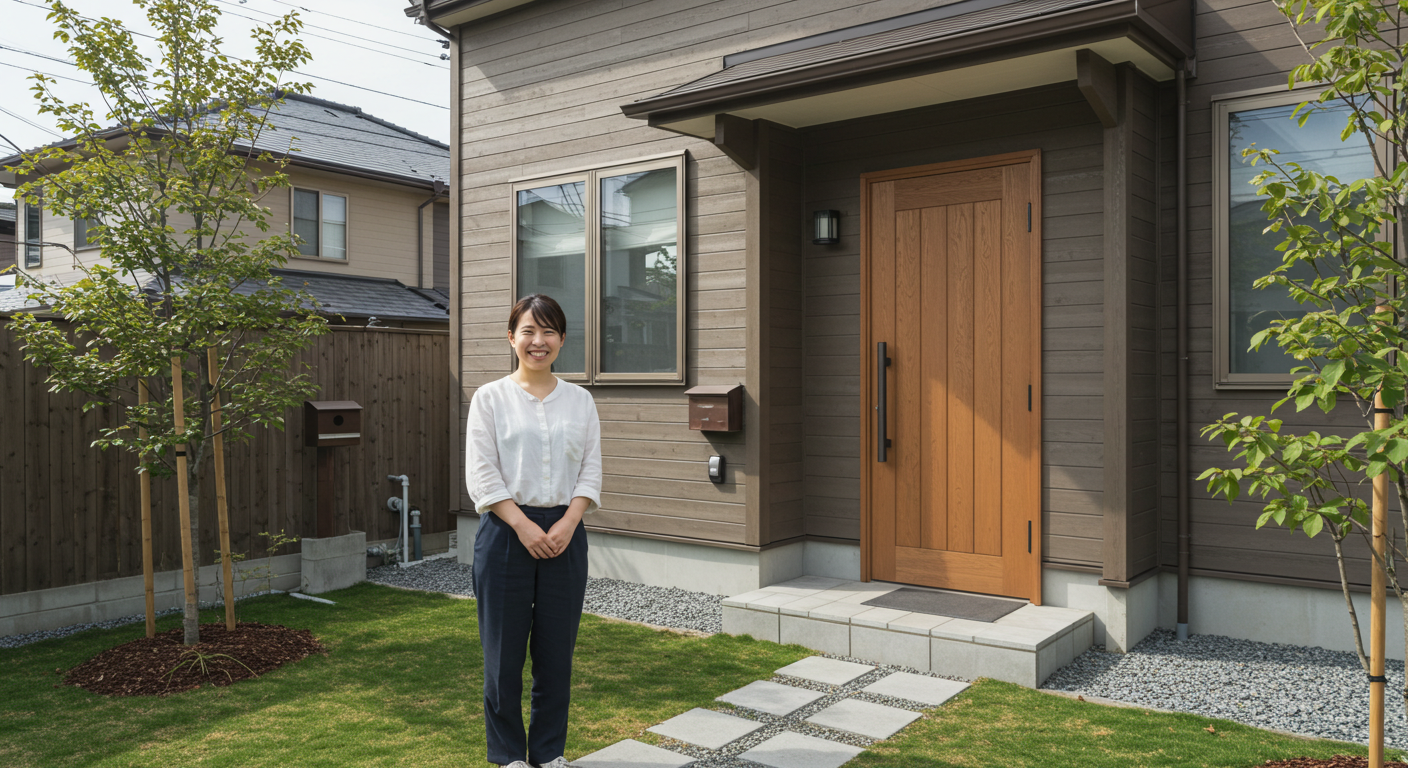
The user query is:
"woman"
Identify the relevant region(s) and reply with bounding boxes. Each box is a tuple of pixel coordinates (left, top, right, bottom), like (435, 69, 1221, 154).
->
(466, 293, 601, 768)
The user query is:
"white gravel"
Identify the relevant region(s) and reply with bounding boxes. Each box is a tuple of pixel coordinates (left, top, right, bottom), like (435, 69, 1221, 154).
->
(1043, 628, 1408, 748)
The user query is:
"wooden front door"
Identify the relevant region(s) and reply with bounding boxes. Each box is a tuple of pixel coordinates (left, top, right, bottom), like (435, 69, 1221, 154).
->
(861, 151, 1042, 603)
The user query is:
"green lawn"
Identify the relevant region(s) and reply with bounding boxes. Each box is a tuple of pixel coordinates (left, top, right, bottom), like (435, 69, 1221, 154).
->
(0, 582, 1391, 768)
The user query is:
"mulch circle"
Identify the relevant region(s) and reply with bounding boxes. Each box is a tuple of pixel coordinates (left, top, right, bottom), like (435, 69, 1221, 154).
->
(63, 621, 327, 697)
(1263, 759, 1408, 768)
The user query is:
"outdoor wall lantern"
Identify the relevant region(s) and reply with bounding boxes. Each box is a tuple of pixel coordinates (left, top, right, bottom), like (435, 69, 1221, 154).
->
(812, 209, 840, 245)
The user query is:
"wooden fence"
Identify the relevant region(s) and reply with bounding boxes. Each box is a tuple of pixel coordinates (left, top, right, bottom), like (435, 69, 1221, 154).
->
(0, 322, 452, 596)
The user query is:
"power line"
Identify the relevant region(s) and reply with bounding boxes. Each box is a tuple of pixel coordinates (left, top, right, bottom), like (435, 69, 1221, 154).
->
(0, 58, 93, 85)
(0, 104, 62, 138)
(255, 0, 442, 42)
(209, 0, 445, 59)
(207, 0, 448, 70)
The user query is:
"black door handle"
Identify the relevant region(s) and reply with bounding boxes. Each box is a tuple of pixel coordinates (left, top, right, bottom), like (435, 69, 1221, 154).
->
(877, 341, 892, 462)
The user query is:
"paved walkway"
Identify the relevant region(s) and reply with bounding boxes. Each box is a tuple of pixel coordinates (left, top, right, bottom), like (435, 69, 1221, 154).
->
(571, 656, 969, 767)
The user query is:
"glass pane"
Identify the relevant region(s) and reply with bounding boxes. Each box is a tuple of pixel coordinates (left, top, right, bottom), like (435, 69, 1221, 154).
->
(599, 167, 678, 375)
(1227, 99, 1375, 375)
(293, 189, 319, 257)
(323, 194, 347, 224)
(517, 181, 586, 373)
(25, 202, 40, 267)
(323, 222, 346, 260)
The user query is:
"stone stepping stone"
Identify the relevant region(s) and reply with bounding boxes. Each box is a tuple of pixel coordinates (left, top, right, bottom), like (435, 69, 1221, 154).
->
(646, 707, 765, 749)
(716, 680, 826, 716)
(806, 698, 922, 739)
(774, 656, 875, 686)
(571, 738, 695, 768)
(862, 671, 969, 706)
(738, 731, 865, 768)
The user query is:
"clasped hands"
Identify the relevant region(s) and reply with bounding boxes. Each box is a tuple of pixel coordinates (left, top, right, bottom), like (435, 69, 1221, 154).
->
(513, 516, 575, 559)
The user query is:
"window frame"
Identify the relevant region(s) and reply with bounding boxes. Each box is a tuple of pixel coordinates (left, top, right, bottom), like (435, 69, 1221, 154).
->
(23, 198, 41, 269)
(509, 150, 687, 386)
(290, 187, 350, 262)
(73, 214, 102, 251)
(1211, 87, 1384, 389)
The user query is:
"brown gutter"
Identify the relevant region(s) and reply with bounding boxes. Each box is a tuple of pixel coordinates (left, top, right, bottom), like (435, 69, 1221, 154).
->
(1176, 61, 1191, 641)
(623, 0, 1192, 127)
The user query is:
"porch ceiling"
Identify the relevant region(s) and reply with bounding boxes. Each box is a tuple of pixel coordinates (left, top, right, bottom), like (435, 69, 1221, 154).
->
(621, 0, 1193, 138)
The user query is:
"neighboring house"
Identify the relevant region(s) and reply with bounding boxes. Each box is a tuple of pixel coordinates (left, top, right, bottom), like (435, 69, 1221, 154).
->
(411, 0, 1393, 664)
(0, 201, 14, 276)
(0, 93, 452, 326)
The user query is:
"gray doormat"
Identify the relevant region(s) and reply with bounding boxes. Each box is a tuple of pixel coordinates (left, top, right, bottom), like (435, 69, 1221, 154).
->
(861, 588, 1026, 623)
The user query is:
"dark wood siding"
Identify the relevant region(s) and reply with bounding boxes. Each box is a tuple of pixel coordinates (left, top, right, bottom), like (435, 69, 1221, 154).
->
(1161, 0, 1376, 588)
(452, 0, 951, 544)
(798, 83, 1107, 567)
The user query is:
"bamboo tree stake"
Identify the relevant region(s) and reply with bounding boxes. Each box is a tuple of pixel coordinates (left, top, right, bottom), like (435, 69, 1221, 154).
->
(171, 356, 199, 645)
(1371, 304, 1390, 768)
(138, 379, 155, 639)
(208, 347, 235, 631)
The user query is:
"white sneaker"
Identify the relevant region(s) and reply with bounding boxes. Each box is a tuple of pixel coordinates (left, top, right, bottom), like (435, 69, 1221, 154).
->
(537, 759, 572, 768)
(503, 762, 532, 768)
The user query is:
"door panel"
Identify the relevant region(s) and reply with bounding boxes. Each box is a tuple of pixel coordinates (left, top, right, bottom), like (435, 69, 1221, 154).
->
(862, 152, 1042, 604)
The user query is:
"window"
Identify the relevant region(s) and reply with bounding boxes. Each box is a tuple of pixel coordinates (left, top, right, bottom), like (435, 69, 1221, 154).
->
(74, 215, 102, 250)
(292, 188, 348, 260)
(511, 152, 686, 384)
(23, 198, 40, 268)
(1213, 90, 1378, 387)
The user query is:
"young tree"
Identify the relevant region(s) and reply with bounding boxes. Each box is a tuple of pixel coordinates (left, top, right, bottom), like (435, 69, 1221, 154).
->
(4, 0, 327, 644)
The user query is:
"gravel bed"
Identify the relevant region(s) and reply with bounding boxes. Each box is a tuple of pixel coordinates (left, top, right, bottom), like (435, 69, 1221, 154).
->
(0, 590, 282, 650)
(365, 558, 724, 634)
(1043, 628, 1408, 748)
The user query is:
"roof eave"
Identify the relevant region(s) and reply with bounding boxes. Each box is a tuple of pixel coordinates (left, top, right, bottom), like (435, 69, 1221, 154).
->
(409, 0, 540, 28)
(622, 0, 1192, 126)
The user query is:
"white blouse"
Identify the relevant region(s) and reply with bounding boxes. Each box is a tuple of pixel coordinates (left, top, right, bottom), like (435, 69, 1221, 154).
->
(465, 375, 602, 517)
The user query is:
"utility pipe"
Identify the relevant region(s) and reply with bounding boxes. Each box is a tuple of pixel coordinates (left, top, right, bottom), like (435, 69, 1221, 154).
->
(411, 508, 423, 562)
(415, 180, 447, 290)
(388, 474, 410, 565)
(1176, 62, 1191, 642)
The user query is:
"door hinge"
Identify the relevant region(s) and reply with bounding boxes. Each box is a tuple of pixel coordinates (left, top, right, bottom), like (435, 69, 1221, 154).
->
(1028, 520, 1033, 553)
(1027, 203, 1032, 232)
(1027, 385, 1032, 412)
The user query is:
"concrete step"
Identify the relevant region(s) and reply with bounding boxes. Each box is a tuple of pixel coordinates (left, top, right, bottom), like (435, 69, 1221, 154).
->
(722, 577, 1094, 688)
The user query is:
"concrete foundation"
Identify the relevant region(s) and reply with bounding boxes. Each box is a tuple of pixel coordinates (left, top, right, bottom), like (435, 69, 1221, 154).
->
(300, 531, 367, 594)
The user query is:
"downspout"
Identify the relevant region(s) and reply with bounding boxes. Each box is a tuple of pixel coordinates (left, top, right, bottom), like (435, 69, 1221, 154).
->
(1175, 61, 1191, 642)
(415, 184, 445, 289)
(418, 0, 457, 43)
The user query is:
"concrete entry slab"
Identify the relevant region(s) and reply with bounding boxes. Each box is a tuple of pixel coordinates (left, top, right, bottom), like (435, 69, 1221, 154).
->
(806, 698, 921, 739)
(646, 707, 764, 749)
(738, 731, 865, 768)
(716, 680, 825, 716)
(572, 739, 696, 767)
(774, 656, 875, 686)
(862, 671, 969, 706)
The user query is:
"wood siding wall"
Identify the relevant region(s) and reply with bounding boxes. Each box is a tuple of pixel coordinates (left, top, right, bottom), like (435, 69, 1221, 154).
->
(798, 83, 1108, 567)
(452, 0, 949, 545)
(1164, 0, 1377, 588)
(0, 324, 451, 596)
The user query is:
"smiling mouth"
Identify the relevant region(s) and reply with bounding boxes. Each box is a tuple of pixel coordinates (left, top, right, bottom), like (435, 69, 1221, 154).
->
(528, 350, 548, 360)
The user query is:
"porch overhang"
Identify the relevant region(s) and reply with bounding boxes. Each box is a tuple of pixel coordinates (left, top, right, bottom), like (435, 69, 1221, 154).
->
(621, 0, 1194, 138)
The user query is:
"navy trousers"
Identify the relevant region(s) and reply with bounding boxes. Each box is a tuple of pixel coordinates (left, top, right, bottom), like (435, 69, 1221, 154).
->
(472, 505, 588, 766)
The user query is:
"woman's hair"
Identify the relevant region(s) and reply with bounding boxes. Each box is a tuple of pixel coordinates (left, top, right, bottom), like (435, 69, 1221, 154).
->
(508, 293, 568, 336)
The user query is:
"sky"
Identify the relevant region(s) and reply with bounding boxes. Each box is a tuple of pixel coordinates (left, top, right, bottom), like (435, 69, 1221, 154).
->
(0, 0, 452, 205)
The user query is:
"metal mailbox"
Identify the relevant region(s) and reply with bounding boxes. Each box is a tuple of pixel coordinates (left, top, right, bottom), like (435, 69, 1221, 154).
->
(685, 384, 743, 432)
(303, 400, 363, 447)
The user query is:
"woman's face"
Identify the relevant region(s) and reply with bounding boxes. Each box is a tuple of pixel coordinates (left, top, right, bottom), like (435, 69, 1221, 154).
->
(508, 309, 563, 373)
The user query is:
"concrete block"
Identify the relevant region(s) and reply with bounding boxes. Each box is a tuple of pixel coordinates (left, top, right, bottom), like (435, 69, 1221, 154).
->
(1037, 630, 1076, 685)
(888, 612, 951, 635)
(647, 708, 763, 749)
(851, 606, 911, 629)
(972, 624, 1056, 652)
(802, 541, 861, 582)
(972, 643, 1037, 687)
(722, 589, 777, 608)
(717, 680, 825, 716)
(775, 656, 873, 686)
(930, 637, 977, 680)
(749, 593, 804, 612)
(780, 614, 849, 656)
(573, 739, 695, 768)
(722, 606, 779, 643)
(806, 698, 921, 739)
(852, 625, 930, 671)
(95, 575, 147, 603)
(767, 576, 848, 596)
(929, 618, 992, 643)
(778, 595, 834, 616)
(301, 531, 366, 595)
(863, 671, 969, 706)
(807, 601, 872, 623)
(1073, 618, 1094, 653)
(738, 731, 864, 768)
(456, 514, 479, 566)
(759, 540, 805, 588)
